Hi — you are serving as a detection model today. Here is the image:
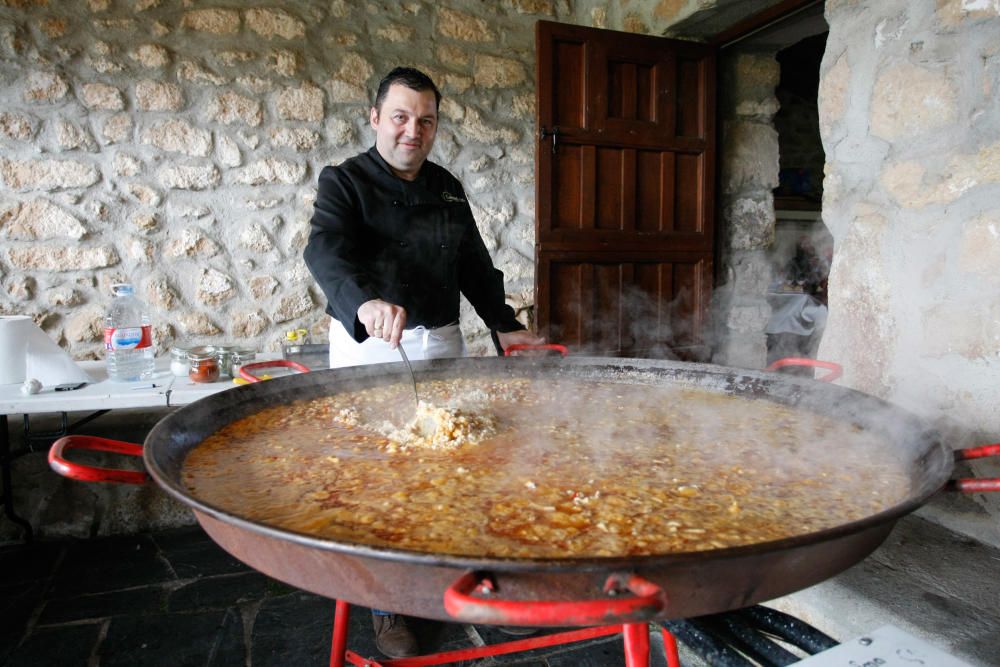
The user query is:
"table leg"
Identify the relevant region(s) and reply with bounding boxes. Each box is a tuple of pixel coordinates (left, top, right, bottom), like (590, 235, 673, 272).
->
(1, 414, 34, 542)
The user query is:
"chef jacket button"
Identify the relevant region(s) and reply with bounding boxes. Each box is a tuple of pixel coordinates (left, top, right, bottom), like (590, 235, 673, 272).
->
(440, 243, 448, 249)
(401, 282, 409, 288)
(392, 200, 401, 206)
(399, 241, 407, 247)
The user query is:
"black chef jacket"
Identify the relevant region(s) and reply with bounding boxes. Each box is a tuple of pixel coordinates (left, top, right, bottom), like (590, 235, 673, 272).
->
(304, 147, 525, 343)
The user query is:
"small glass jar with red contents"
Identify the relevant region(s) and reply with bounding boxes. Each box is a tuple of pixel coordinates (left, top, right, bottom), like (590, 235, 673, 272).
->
(187, 347, 220, 383)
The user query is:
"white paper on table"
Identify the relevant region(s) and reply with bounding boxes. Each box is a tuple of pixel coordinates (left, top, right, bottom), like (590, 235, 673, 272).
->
(0, 315, 93, 387)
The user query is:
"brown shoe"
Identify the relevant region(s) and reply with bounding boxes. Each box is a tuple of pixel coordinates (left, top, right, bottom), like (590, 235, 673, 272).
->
(371, 612, 420, 658)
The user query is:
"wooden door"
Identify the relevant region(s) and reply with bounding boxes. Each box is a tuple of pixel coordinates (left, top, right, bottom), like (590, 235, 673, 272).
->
(535, 21, 716, 360)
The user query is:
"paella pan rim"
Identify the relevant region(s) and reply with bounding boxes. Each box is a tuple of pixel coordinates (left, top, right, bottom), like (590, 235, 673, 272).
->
(143, 355, 953, 573)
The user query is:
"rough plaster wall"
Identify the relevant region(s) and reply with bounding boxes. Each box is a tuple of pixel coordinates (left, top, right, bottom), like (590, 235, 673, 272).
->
(819, 1, 1000, 521)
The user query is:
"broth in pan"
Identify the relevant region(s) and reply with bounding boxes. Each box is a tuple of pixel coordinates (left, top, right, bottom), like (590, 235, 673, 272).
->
(183, 376, 910, 559)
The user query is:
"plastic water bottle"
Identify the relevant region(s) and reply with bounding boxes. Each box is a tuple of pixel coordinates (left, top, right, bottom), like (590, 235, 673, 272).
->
(104, 283, 155, 382)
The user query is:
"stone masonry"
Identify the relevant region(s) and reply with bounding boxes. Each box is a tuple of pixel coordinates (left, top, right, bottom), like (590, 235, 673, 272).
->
(0, 0, 720, 359)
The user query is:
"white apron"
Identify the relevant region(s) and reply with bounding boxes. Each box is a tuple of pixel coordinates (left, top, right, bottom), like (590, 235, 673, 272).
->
(327, 318, 466, 369)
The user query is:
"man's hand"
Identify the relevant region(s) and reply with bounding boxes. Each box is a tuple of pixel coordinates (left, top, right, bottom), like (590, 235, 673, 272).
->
(496, 329, 546, 354)
(358, 299, 407, 348)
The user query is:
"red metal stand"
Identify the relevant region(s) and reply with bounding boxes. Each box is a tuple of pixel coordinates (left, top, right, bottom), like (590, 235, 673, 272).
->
(327, 602, 681, 667)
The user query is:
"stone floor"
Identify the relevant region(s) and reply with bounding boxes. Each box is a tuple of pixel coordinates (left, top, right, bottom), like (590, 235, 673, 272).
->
(0, 523, 872, 667)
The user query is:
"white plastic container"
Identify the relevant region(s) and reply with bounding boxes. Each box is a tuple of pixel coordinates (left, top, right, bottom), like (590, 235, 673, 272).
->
(104, 284, 155, 382)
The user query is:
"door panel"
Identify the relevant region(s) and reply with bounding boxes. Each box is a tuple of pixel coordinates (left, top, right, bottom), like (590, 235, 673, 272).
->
(535, 21, 716, 361)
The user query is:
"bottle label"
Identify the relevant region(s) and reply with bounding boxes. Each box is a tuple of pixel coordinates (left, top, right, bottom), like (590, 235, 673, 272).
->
(104, 325, 153, 351)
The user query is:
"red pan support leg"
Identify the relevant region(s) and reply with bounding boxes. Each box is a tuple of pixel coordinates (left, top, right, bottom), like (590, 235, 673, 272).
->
(661, 626, 682, 667)
(330, 600, 350, 667)
(623, 623, 650, 667)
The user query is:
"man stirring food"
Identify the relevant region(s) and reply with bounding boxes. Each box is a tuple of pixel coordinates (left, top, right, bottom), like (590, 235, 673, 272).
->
(304, 67, 543, 658)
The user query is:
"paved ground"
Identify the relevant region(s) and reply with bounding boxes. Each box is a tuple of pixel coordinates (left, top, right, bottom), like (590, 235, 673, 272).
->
(3, 515, 997, 666)
(0, 526, 683, 667)
(0, 525, 861, 667)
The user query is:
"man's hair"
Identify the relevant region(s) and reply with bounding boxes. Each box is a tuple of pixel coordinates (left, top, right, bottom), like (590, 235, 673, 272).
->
(373, 67, 442, 112)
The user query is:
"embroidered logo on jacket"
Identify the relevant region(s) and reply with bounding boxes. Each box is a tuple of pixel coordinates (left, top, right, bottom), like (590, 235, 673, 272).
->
(441, 191, 465, 203)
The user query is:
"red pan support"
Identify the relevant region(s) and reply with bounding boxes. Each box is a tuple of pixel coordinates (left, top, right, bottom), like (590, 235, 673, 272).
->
(48, 435, 149, 485)
(765, 357, 843, 382)
(328, 601, 679, 667)
(443, 571, 666, 626)
(948, 443, 1000, 493)
(238, 359, 311, 383)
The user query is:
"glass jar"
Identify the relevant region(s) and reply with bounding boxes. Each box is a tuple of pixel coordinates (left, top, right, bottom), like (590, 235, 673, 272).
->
(210, 345, 237, 377)
(230, 348, 257, 377)
(187, 346, 219, 383)
(169, 345, 190, 377)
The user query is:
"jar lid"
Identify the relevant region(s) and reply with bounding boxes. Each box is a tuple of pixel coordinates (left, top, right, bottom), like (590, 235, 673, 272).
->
(208, 344, 237, 355)
(187, 345, 216, 361)
(169, 345, 189, 356)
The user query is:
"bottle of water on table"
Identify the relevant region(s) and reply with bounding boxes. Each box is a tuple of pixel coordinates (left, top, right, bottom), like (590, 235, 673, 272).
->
(104, 283, 155, 382)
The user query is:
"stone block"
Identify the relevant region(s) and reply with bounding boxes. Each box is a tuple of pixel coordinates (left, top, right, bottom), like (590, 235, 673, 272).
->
(0, 200, 87, 240)
(80, 83, 124, 110)
(239, 224, 274, 252)
(197, 269, 236, 305)
(129, 43, 170, 69)
(230, 310, 269, 338)
(140, 119, 212, 157)
(272, 288, 313, 322)
(233, 158, 305, 185)
(23, 70, 68, 103)
(135, 80, 183, 112)
(206, 91, 262, 126)
(0, 157, 100, 191)
(438, 7, 495, 42)
(958, 211, 1000, 282)
(102, 114, 133, 143)
(8, 245, 118, 271)
(266, 49, 300, 77)
(244, 8, 305, 40)
(158, 164, 220, 190)
(177, 61, 228, 86)
(177, 311, 221, 336)
(163, 228, 220, 258)
(720, 121, 779, 194)
(275, 84, 324, 122)
(871, 62, 958, 141)
(249, 275, 279, 300)
(376, 24, 415, 42)
(473, 54, 527, 88)
(181, 9, 240, 35)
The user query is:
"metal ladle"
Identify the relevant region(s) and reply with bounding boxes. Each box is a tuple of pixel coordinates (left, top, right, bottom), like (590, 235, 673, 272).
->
(396, 342, 420, 411)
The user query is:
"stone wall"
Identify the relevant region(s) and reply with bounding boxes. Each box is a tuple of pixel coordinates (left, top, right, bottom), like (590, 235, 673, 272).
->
(819, 0, 1000, 431)
(819, 1, 1000, 516)
(1, 0, 725, 542)
(712, 50, 780, 368)
(0, 0, 715, 360)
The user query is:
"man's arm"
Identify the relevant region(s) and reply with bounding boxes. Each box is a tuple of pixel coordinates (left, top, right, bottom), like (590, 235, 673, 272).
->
(303, 166, 381, 342)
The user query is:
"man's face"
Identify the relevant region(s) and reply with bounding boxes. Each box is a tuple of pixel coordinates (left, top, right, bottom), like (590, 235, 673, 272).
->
(370, 84, 438, 181)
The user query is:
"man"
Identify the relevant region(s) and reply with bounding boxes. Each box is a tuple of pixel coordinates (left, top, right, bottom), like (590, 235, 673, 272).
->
(304, 67, 543, 658)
